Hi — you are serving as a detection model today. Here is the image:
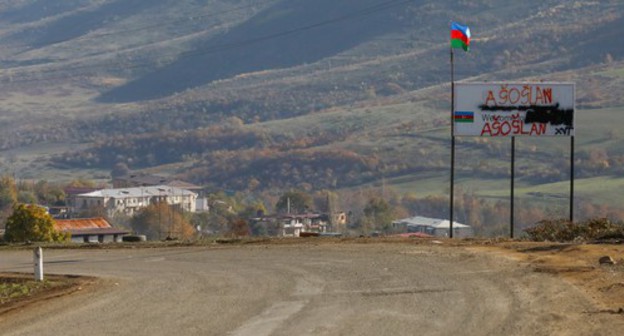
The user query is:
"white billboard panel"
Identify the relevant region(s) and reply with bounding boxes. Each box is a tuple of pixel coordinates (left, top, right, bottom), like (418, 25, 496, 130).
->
(453, 82, 575, 137)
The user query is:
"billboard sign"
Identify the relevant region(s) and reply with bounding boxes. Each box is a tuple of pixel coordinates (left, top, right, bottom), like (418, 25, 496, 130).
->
(454, 82, 575, 137)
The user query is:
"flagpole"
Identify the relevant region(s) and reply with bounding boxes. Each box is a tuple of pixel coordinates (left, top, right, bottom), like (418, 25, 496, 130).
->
(450, 46, 455, 239)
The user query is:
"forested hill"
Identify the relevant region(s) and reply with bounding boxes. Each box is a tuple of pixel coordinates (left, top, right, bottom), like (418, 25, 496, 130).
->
(0, 0, 623, 198)
(98, 0, 409, 102)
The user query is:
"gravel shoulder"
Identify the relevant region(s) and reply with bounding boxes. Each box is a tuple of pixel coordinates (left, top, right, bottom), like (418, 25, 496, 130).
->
(471, 241, 624, 312)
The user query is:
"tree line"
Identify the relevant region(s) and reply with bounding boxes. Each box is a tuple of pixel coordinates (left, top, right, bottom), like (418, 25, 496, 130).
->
(3, 174, 624, 243)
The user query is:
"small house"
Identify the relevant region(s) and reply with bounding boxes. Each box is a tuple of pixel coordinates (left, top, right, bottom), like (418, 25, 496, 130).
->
(249, 213, 331, 237)
(55, 218, 129, 243)
(392, 216, 473, 238)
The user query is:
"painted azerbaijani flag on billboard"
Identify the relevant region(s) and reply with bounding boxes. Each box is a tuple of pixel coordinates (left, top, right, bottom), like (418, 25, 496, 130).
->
(454, 111, 474, 123)
(451, 22, 470, 51)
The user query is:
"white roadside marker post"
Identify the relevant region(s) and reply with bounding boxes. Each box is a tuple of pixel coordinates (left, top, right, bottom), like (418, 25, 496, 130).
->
(34, 247, 43, 281)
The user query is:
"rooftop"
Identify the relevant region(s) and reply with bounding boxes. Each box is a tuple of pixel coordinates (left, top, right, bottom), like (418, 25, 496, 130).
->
(393, 216, 471, 229)
(54, 217, 129, 236)
(78, 185, 197, 199)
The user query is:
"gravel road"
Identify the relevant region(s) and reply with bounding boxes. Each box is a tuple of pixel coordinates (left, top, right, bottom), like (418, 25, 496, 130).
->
(1, 243, 622, 335)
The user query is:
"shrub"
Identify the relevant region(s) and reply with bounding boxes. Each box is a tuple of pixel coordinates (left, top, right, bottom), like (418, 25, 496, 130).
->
(4, 204, 69, 243)
(524, 217, 624, 242)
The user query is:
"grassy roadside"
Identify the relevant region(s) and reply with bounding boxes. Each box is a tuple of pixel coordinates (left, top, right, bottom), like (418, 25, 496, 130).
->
(0, 278, 49, 305)
(0, 273, 91, 315)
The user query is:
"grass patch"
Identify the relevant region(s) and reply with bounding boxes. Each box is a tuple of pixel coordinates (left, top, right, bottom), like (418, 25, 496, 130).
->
(1, 277, 57, 305)
(387, 106, 624, 200)
(441, 179, 590, 215)
(476, 175, 624, 207)
(0, 273, 90, 314)
(597, 66, 624, 79)
(255, 101, 434, 136)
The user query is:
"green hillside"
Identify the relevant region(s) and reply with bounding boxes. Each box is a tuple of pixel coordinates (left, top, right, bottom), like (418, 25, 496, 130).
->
(0, 0, 623, 231)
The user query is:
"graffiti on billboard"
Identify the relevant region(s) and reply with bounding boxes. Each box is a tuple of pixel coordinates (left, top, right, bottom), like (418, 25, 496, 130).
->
(453, 83, 575, 137)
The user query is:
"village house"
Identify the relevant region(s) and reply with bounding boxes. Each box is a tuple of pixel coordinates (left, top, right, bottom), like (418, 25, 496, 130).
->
(72, 185, 198, 218)
(280, 214, 308, 237)
(113, 173, 209, 212)
(392, 216, 473, 238)
(330, 211, 348, 233)
(250, 213, 335, 237)
(54, 217, 129, 243)
(65, 186, 101, 214)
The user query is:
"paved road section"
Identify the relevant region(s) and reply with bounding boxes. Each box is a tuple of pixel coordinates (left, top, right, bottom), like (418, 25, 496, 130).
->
(1, 244, 622, 335)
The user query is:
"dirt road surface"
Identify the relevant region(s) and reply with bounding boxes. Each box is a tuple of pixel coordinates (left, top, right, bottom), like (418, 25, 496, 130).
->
(1, 242, 623, 335)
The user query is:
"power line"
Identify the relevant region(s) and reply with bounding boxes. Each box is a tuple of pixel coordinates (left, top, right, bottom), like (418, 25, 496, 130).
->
(178, 0, 411, 55)
(0, 0, 414, 85)
(34, 2, 264, 49)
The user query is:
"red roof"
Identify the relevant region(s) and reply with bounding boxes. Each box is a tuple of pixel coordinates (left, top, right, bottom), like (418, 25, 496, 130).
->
(54, 218, 129, 236)
(55, 217, 111, 230)
(393, 232, 433, 238)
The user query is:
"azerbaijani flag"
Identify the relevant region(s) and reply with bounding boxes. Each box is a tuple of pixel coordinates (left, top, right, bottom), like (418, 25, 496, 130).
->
(454, 111, 474, 123)
(451, 22, 470, 52)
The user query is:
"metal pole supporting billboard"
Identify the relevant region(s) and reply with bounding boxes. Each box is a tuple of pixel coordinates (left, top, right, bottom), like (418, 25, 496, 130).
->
(449, 48, 455, 238)
(510, 136, 515, 239)
(570, 136, 575, 223)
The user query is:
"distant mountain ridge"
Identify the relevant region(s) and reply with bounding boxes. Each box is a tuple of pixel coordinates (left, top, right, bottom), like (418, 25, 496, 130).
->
(0, 0, 623, 197)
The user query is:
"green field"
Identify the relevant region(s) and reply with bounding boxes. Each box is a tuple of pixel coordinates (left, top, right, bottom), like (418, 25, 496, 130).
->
(363, 106, 624, 209)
